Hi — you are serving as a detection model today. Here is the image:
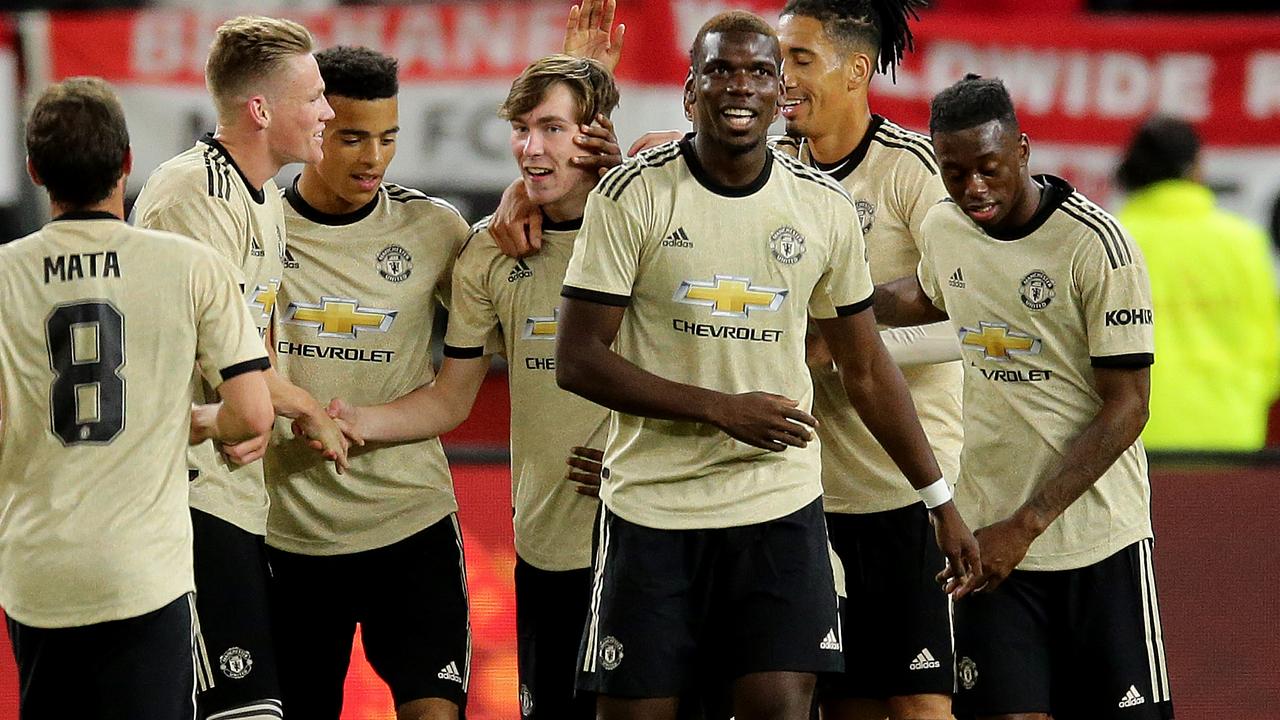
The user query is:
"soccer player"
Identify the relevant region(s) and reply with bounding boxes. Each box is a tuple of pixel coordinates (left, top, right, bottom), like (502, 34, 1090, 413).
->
(321, 53, 620, 720)
(132, 16, 341, 720)
(773, 3, 963, 718)
(0, 77, 274, 720)
(262, 46, 472, 720)
(872, 75, 1172, 720)
(555, 13, 980, 720)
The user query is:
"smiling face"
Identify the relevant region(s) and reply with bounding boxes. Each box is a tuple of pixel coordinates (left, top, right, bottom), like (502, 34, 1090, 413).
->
(265, 53, 335, 166)
(308, 94, 398, 213)
(687, 30, 783, 154)
(777, 13, 861, 139)
(509, 82, 597, 221)
(933, 119, 1033, 231)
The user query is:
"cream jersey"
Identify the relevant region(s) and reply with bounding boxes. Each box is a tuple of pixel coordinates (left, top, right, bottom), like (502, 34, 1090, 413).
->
(917, 175, 1155, 571)
(133, 135, 287, 535)
(445, 216, 607, 572)
(265, 180, 469, 555)
(0, 214, 269, 628)
(562, 137, 874, 531)
(784, 116, 964, 515)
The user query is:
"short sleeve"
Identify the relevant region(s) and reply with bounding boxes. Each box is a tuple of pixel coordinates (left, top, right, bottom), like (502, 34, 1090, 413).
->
(809, 197, 874, 319)
(561, 186, 646, 306)
(432, 205, 472, 312)
(443, 230, 502, 359)
(191, 249, 271, 387)
(915, 209, 947, 313)
(899, 164, 949, 256)
(134, 191, 245, 270)
(1075, 229, 1155, 368)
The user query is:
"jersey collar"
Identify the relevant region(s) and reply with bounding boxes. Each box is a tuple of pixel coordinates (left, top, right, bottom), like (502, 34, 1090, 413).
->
(199, 134, 267, 205)
(984, 174, 1074, 242)
(802, 114, 883, 181)
(51, 210, 122, 222)
(285, 175, 381, 226)
(679, 133, 773, 198)
(541, 213, 583, 232)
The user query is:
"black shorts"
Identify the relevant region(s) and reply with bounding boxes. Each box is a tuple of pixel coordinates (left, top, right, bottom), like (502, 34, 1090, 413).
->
(8, 593, 196, 720)
(267, 514, 471, 719)
(515, 557, 595, 720)
(954, 538, 1173, 719)
(578, 497, 842, 699)
(190, 508, 282, 720)
(821, 503, 954, 700)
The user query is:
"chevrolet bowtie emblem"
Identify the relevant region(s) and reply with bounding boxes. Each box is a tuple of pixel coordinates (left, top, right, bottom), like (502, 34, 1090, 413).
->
(523, 308, 558, 340)
(959, 321, 1041, 361)
(673, 275, 788, 318)
(283, 296, 396, 339)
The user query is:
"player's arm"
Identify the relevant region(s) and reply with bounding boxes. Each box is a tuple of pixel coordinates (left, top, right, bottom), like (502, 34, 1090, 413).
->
(265, 330, 354, 465)
(326, 356, 490, 443)
(871, 273, 949, 327)
(190, 373, 274, 445)
(974, 366, 1150, 592)
(815, 310, 979, 597)
(555, 298, 816, 451)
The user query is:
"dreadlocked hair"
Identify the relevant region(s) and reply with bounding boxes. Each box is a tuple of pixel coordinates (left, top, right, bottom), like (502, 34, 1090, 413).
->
(929, 73, 1018, 135)
(780, 0, 927, 78)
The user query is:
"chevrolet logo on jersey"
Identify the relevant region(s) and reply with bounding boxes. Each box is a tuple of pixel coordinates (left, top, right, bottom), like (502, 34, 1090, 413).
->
(247, 279, 280, 321)
(959, 321, 1041, 361)
(523, 309, 558, 340)
(673, 276, 787, 319)
(283, 296, 396, 339)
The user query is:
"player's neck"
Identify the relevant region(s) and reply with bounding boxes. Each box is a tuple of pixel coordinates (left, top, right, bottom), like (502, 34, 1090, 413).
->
(806, 101, 872, 165)
(212, 125, 280, 192)
(541, 185, 590, 224)
(296, 168, 364, 216)
(48, 187, 125, 221)
(691, 133, 769, 189)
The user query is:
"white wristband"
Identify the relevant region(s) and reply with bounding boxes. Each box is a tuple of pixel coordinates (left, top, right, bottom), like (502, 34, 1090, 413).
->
(918, 477, 952, 509)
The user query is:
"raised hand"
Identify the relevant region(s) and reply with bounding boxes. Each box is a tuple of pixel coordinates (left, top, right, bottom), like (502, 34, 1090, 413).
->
(708, 391, 818, 451)
(571, 113, 623, 177)
(563, 0, 625, 72)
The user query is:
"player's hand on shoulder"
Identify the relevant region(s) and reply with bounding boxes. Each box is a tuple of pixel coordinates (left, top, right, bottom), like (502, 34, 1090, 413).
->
(491, 178, 543, 259)
(929, 501, 983, 599)
(709, 392, 817, 452)
(628, 131, 683, 157)
(968, 515, 1038, 594)
(220, 432, 269, 466)
(571, 113, 623, 177)
(562, 0, 625, 73)
(566, 446, 605, 498)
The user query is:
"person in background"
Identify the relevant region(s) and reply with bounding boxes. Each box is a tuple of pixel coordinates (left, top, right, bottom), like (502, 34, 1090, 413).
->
(1116, 115, 1280, 451)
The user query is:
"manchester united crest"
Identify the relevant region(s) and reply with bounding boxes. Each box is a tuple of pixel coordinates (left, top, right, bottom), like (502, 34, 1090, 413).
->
(1020, 270, 1055, 310)
(769, 226, 806, 265)
(377, 244, 413, 283)
(855, 199, 876, 236)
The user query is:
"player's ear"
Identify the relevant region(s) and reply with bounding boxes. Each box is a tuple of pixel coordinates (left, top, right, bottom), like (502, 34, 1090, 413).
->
(248, 95, 270, 130)
(121, 146, 133, 178)
(683, 70, 695, 120)
(847, 52, 872, 91)
(25, 156, 43, 187)
(1019, 132, 1031, 168)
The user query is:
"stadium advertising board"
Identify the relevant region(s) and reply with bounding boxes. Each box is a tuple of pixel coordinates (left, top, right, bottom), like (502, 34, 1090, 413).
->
(29, 3, 1280, 225)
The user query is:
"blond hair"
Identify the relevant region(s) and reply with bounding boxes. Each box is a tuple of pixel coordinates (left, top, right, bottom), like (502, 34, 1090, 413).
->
(499, 55, 619, 126)
(205, 15, 314, 117)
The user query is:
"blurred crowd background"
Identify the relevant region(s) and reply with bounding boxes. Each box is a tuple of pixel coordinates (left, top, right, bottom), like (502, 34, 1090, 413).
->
(0, 1, 1276, 718)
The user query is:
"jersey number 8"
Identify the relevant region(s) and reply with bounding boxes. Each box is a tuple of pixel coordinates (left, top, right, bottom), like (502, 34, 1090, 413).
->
(45, 301, 126, 445)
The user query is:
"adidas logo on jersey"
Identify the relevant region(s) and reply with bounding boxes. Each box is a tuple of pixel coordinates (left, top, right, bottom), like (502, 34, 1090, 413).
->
(949, 268, 965, 288)
(909, 648, 941, 670)
(819, 629, 841, 651)
(437, 661, 463, 683)
(250, 237, 265, 257)
(1118, 685, 1146, 708)
(663, 227, 693, 248)
(282, 248, 300, 269)
(508, 259, 534, 283)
